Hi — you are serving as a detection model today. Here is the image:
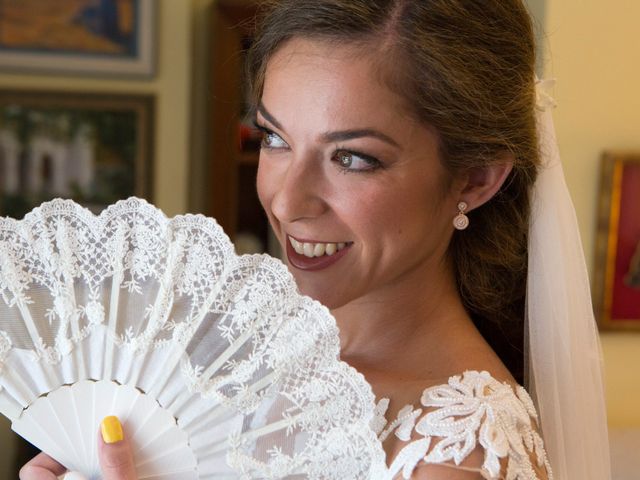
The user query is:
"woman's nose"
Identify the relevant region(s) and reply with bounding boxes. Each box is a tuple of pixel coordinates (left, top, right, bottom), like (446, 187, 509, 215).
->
(268, 157, 328, 224)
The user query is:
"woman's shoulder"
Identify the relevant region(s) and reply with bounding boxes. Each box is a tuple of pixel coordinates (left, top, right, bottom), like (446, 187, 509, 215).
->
(373, 370, 552, 480)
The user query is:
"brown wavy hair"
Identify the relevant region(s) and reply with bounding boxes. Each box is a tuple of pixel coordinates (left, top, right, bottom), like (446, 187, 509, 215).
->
(247, 0, 539, 383)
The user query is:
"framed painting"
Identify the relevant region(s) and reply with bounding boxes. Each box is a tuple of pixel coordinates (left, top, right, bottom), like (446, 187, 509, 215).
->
(0, 89, 154, 219)
(593, 152, 640, 329)
(0, 0, 156, 77)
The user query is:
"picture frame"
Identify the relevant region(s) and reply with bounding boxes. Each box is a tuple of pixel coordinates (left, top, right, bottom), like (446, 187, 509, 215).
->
(0, 0, 156, 78)
(0, 89, 154, 219)
(593, 152, 640, 330)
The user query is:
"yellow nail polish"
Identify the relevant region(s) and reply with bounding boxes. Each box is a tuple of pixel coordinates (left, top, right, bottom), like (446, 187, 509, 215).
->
(101, 416, 124, 444)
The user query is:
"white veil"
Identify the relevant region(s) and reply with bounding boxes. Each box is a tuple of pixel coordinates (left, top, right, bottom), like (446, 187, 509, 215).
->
(527, 79, 611, 479)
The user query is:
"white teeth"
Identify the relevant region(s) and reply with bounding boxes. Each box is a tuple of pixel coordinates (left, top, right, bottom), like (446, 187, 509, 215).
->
(303, 243, 314, 257)
(290, 238, 304, 255)
(288, 237, 348, 258)
(313, 243, 326, 257)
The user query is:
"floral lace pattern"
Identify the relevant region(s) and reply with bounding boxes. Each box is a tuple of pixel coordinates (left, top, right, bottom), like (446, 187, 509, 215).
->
(0, 197, 385, 479)
(373, 371, 553, 480)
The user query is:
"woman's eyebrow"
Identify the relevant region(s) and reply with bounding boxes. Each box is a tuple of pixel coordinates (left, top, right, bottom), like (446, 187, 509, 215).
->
(257, 101, 401, 149)
(257, 102, 283, 130)
(320, 129, 400, 148)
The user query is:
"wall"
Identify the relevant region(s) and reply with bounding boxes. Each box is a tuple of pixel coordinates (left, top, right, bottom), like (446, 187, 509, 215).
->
(189, 0, 216, 214)
(543, 0, 640, 426)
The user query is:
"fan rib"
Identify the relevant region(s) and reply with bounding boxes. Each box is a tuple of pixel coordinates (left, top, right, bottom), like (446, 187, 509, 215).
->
(200, 327, 254, 381)
(16, 302, 43, 356)
(103, 271, 124, 380)
(146, 342, 186, 401)
(176, 395, 231, 433)
(240, 370, 278, 400)
(11, 290, 67, 398)
(3, 366, 35, 407)
(203, 412, 305, 456)
(13, 398, 75, 469)
(49, 386, 85, 469)
(67, 386, 90, 472)
(63, 293, 86, 382)
(0, 387, 22, 419)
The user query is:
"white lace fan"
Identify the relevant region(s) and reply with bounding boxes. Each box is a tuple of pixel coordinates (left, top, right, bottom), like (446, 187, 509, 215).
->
(0, 197, 384, 479)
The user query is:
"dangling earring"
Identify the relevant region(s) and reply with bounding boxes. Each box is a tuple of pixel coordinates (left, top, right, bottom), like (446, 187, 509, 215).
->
(453, 201, 469, 230)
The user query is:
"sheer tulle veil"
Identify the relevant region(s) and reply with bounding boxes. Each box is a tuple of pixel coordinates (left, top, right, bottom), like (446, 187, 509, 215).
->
(527, 79, 611, 479)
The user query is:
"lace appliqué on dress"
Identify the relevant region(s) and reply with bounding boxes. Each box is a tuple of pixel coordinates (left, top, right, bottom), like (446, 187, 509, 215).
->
(372, 371, 553, 480)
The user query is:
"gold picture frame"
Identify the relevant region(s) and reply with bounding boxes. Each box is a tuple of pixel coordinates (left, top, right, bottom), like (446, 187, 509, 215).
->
(593, 152, 640, 329)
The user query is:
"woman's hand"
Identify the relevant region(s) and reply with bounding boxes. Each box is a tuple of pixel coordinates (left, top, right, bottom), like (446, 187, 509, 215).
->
(18, 452, 65, 480)
(19, 416, 137, 480)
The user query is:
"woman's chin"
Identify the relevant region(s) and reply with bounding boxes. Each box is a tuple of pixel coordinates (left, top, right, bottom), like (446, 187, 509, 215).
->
(291, 276, 346, 311)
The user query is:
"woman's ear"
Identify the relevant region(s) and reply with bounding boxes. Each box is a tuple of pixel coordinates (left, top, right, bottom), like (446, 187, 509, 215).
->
(456, 154, 514, 211)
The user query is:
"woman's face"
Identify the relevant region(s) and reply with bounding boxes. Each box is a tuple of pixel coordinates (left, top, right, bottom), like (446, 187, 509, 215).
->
(256, 38, 460, 309)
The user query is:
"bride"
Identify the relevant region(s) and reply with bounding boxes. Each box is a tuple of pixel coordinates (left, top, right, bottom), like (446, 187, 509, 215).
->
(21, 0, 610, 479)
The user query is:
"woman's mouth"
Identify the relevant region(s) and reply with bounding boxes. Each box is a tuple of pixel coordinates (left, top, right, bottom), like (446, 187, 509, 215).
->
(286, 235, 352, 271)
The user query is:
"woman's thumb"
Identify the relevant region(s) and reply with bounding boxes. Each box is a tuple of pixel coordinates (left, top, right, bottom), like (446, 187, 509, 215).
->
(98, 416, 137, 480)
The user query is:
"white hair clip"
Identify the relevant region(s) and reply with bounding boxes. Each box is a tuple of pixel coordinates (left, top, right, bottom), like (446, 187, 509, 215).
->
(535, 77, 558, 112)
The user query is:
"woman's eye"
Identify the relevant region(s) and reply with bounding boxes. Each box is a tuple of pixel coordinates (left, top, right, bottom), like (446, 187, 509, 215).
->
(332, 150, 381, 172)
(260, 130, 288, 149)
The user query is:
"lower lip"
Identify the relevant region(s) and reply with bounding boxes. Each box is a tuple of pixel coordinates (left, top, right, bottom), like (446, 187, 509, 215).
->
(286, 239, 351, 271)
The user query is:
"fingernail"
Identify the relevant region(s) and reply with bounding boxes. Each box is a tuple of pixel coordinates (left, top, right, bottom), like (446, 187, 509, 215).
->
(101, 415, 124, 444)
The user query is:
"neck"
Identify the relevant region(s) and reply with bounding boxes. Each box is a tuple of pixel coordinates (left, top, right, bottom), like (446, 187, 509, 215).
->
(332, 256, 472, 379)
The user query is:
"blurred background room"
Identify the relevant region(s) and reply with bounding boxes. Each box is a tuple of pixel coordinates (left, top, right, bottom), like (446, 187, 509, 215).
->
(0, 0, 637, 478)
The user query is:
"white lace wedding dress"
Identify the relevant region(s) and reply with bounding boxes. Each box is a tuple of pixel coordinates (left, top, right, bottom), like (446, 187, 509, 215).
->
(370, 370, 552, 480)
